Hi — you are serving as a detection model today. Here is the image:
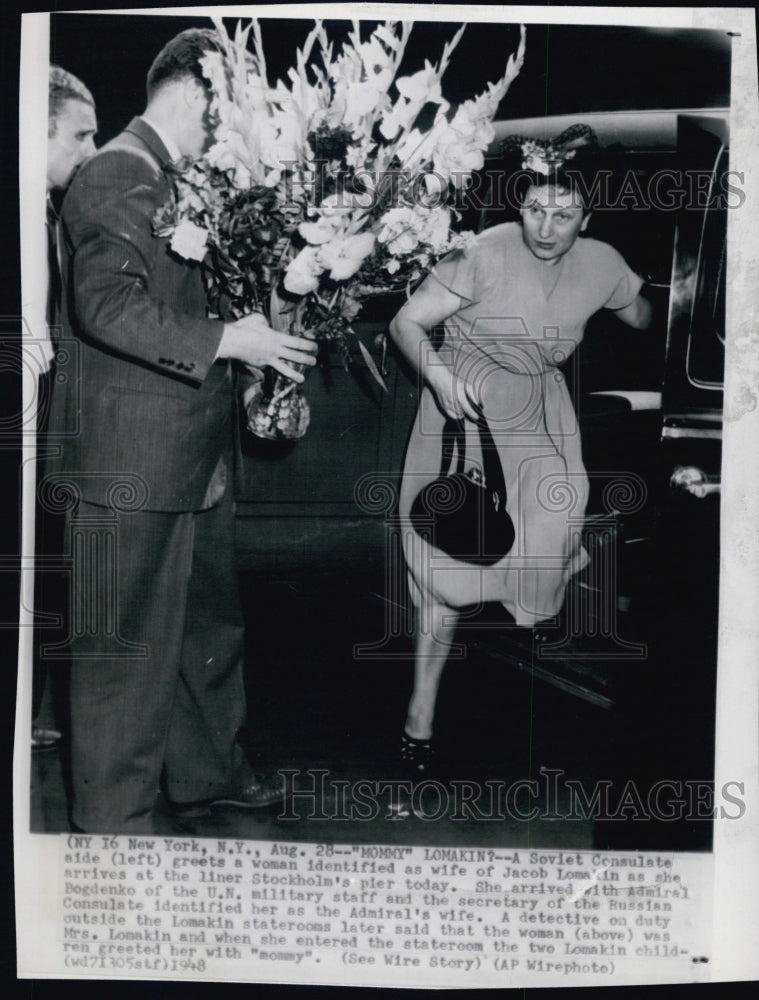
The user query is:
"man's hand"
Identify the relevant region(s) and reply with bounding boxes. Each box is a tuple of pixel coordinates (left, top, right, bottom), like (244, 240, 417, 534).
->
(216, 313, 318, 381)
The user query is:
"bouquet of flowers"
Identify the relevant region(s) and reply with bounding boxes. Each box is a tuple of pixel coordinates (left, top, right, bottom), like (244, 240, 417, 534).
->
(154, 17, 526, 439)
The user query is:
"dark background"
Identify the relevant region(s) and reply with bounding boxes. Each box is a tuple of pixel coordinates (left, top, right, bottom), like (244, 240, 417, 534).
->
(48, 14, 731, 149)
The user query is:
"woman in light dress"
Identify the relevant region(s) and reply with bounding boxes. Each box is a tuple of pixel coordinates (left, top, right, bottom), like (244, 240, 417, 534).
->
(389, 153, 652, 774)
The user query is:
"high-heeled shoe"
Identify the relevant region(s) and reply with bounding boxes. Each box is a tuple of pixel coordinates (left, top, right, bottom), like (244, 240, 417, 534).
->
(400, 732, 435, 779)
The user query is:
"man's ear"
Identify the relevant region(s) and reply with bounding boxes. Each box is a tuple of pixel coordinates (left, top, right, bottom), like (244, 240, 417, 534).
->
(182, 76, 206, 109)
(580, 212, 592, 232)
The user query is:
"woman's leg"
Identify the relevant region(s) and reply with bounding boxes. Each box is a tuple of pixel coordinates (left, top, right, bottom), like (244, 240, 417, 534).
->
(404, 598, 460, 741)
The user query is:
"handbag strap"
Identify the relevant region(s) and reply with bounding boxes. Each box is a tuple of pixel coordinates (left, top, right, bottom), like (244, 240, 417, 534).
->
(476, 415, 507, 499)
(440, 419, 467, 476)
(440, 416, 506, 499)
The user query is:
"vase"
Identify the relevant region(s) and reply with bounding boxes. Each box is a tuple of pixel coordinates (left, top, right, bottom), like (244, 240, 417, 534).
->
(244, 366, 311, 441)
(243, 291, 312, 442)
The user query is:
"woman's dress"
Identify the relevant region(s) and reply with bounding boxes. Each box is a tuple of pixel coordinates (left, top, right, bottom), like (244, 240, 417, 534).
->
(398, 222, 643, 626)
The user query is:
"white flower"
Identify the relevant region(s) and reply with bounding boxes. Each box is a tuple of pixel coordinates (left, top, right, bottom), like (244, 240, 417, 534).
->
(184, 164, 208, 187)
(396, 61, 443, 105)
(423, 172, 449, 200)
(385, 258, 401, 274)
(520, 141, 576, 175)
(299, 217, 342, 245)
(377, 205, 453, 259)
(200, 51, 228, 99)
(380, 61, 447, 140)
(205, 132, 253, 189)
(319, 232, 376, 281)
(345, 138, 370, 170)
(320, 192, 362, 216)
(523, 150, 550, 176)
(449, 98, 495, 145)
(170, 220, 209, 262)
(175, 186, 207, 215)
(245, 67, 282, 111)
(377, 207, 421, 255)
(421, 206, 452, 253)
(284, 246, 323, 295)
(394, 118, 446, 171)
(298, 193, 355, 245)
(344, 81, 391, 131)
(260, 113, 303, 179)
(433, 125, 486, 186)
(379, 100, 418, 141)
(286, 65, 328, 125)
(327, 31, 398, 131)
(358, 35, 395, 89)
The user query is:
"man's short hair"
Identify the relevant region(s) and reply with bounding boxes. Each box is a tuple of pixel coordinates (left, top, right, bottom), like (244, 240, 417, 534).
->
(49, 65, 95, 137)
(146, 27, 220, 100)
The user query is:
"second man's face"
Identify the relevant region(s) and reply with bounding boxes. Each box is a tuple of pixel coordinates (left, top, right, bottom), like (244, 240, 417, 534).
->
(47, 98, 97, 190)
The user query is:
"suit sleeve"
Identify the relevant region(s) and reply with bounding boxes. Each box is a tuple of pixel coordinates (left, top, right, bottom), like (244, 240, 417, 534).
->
(61, 148, 223, 385)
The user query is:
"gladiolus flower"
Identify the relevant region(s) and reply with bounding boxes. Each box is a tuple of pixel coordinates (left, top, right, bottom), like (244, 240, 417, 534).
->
(395, 62, 443, 105)
(433, 126, 486, 186)
(205, 133, 254, 189)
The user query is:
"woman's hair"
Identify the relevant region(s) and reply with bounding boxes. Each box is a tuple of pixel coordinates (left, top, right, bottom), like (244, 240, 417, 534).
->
(500, 129, 603, 216)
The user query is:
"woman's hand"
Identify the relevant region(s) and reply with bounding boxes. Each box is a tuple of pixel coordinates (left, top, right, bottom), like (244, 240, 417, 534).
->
(427, 365, 482, 422)
(388, 274, 479, 420)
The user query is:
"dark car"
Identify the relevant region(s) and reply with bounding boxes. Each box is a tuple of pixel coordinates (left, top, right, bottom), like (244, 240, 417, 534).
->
(449, 110, 728, 850)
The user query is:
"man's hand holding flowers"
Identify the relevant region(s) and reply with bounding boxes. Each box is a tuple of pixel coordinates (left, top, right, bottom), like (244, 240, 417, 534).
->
(215, 311, 317, 382)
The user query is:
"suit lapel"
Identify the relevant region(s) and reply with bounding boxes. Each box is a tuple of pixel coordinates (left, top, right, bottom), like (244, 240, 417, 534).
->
(123, 116, 171, 167)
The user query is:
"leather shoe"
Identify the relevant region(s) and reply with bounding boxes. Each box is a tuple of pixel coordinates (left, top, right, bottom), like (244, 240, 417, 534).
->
(170, 800, 213, 820)
(210, 773, 289, 809)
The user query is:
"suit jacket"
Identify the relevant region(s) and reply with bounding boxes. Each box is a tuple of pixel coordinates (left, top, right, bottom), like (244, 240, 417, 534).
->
(48, 117, 232, 512)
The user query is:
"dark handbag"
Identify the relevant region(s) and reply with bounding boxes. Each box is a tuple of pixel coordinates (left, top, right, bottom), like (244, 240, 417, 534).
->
(409, 417, 515, 565)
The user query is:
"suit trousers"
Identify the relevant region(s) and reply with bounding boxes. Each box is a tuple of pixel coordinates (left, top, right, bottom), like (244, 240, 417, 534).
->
(34, 368, 67, 729)
(68, 485, 248, 833)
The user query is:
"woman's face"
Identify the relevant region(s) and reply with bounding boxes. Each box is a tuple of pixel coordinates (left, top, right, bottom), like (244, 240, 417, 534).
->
(520, 184, 589, 264)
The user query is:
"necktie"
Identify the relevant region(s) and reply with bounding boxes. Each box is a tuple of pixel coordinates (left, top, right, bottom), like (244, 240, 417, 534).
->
(46, 196, 62, 330)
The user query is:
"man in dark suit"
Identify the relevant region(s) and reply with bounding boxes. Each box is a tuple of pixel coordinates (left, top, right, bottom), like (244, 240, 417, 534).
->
(48, 28, 316, 833)
(33, 66, 98, 752)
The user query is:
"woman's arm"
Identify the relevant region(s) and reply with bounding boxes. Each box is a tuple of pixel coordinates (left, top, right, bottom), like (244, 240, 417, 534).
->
(611, 291, 652, 330)
(389, 276, 482, 421)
